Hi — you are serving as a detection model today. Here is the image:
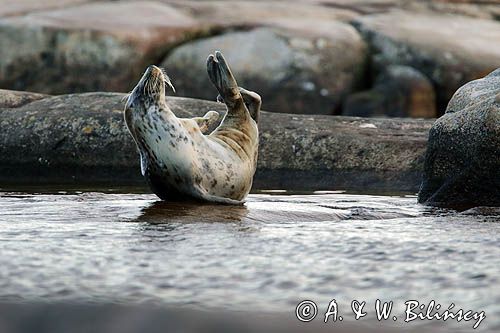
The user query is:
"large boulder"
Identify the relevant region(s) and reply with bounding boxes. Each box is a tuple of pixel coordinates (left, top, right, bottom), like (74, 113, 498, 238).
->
(354, 10, 500, 113)
(0, 90, 432, 192)
(162, 25, 368, 114)
(0, 1, 215, 94)
(343, 65, 437, 118)
(418, 69, 500, 208)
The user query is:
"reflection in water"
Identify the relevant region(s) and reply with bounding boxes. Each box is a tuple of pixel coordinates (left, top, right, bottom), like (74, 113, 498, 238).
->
(137, 201, 249, 224)
(135, 195, 369, 224)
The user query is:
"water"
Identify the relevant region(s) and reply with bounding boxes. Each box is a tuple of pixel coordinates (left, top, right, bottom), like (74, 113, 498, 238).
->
(0, 190, 498, 332)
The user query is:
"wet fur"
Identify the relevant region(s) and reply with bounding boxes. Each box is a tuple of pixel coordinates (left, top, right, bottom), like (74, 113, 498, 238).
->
(124, 52, 261, 205)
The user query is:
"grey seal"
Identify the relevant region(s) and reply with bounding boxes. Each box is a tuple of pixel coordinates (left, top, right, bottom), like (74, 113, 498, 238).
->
(124, 51, 261, 204)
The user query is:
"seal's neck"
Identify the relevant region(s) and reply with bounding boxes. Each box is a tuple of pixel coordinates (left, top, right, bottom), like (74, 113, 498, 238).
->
(156, 93, 167, 107)
(158, 102, 176, 118)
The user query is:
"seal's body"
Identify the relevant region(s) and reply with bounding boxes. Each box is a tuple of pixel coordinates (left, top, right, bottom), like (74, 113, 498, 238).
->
(124, 52, 261, 204)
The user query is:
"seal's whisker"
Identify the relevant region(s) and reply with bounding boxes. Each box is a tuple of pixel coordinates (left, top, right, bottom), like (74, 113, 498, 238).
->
(154, 75, 159, 94)
(165, 77, 175, 94)
(121, 92, 131, 102)
(153, 75, 159, 95)
(159, 67, 176, 93)
(147, 76, 155, 97)
(142, 79, 147, 96)
(148, 82, 152, 96)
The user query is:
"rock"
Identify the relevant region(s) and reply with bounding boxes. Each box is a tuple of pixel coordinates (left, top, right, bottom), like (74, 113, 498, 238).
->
(418, 69, 500, 208)
(343, 91, 386, 118)
(0, 90, 432, 192)
(317, 0, 403, 15)
(162, 26, 368, 114)
(165, 0, 358, 26)
(0, 89, 48, 108)
(343, 65, 437, 118)
(0, 0, 91, 17)
(403, 0, 500, 20)
(353, 10, 500, 113)
(0, 1, 215, 94)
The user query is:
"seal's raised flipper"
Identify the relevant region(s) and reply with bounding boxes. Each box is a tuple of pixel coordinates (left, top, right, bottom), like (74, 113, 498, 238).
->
(239, 88, 261, 123)
(207, 51, 243, 111)
(192, 110, 220, 134)
(217, 87, 261, 123)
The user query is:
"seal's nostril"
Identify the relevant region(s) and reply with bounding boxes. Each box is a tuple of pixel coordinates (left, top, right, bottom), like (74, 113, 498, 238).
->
(146, 65, 163, 78)
(146, 65, 158, 74)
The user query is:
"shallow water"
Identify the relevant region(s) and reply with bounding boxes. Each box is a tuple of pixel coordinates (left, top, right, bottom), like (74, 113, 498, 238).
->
(0, 191, 498, 332)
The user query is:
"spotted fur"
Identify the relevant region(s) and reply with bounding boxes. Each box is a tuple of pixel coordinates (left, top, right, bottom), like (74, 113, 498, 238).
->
(124, 52, 261, 205)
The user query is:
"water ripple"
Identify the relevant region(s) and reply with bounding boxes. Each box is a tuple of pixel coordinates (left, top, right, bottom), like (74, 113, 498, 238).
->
(0, 191, 498, 331)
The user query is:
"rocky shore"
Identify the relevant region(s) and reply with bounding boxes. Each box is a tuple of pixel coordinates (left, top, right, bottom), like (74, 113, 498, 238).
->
(1, 0, 499, 117)
(0, 89, 432, 192)
(0, 1, 498, 206)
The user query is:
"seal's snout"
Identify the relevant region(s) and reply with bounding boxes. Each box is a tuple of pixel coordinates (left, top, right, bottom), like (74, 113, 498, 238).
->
(143, 65, 175, 95)
(142, 65, 164, 90)
(146, 65, 163, 80)
(129, 65, 175, 105)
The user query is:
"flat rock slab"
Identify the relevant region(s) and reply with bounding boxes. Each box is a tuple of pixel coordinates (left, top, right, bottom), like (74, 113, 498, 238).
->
(0, 0, 91, 17)
(0, 89, 47, 108)
(354, 10, 500, 111)
(0, 1, 215, 94)
(0, 91, 433, 192)
(166, 0, 358, 26)
(404, 0, 500, 20)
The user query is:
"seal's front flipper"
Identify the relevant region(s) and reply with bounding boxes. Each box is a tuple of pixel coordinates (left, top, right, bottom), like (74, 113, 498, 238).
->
(193, 110, 220, 134)
(192, 183, 245, 205)
(207, 51, 242, 109)
(202, 193, 245, 205)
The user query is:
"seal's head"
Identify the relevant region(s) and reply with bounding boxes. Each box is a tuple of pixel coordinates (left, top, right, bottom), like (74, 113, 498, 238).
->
(125, 65, 175, 111)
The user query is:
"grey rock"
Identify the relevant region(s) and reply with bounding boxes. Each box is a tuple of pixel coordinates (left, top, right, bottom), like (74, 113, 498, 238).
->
(343, 65, 437, 118)
(354, 10, 500, 113)
(0, 89, 48, 108)
(418, 68, 500, 208)
(165, 0, 359, 26)
(0, 0, 91, 17)
(403, 0, 500, 21)
(162, 26, 368, 115)
(0, 1, 214, 94)
(0, 90, 433, 192)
